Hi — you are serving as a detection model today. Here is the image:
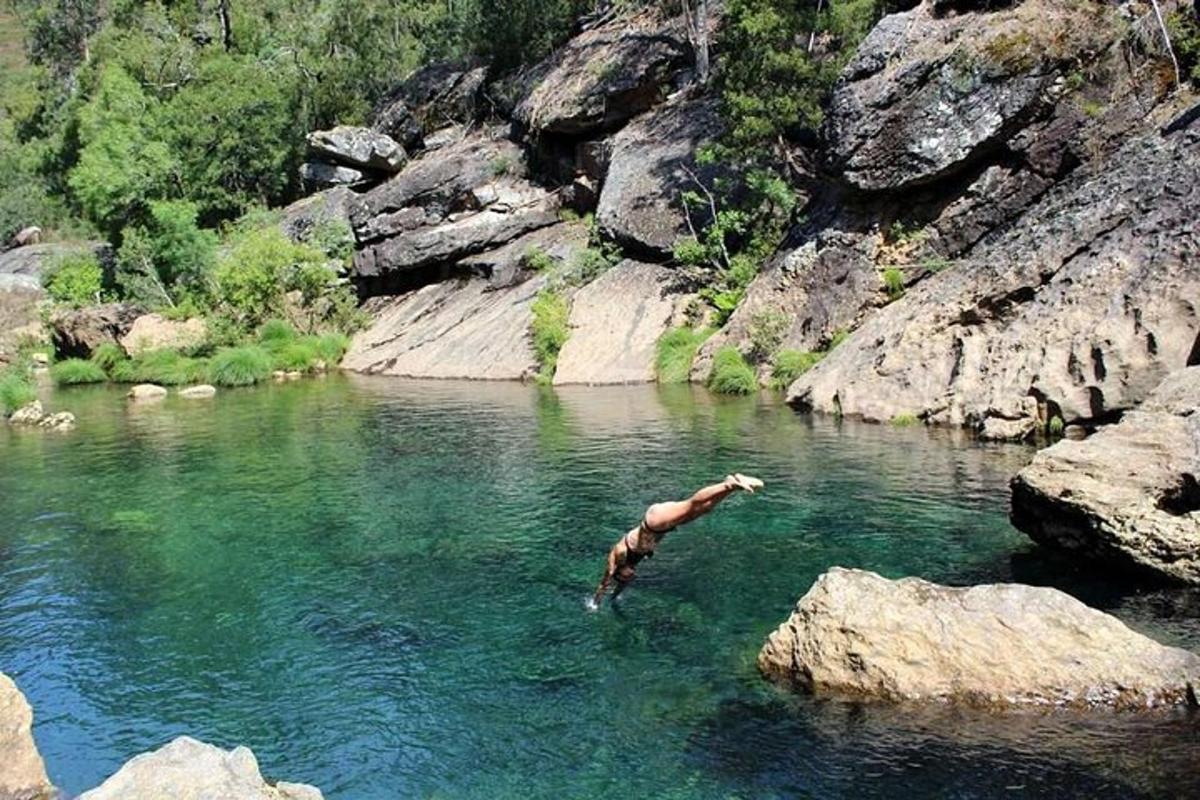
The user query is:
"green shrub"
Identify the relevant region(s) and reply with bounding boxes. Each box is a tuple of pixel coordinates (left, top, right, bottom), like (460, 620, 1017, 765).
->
(313, 332, 350, 364)
(116, 200, 218, 307)
(110, 349, 209, 385)
(521, 247, 556, 273)
(747, 309, 790, 362)
(257, 319, 299, 349)
(50, 358, 107, 385)
(272, 340, 320, 372)
(214, 227, 327, 326)
(655, 326, 713, 384)
(882, 267, 906, 300)
(707, 346, 758, 395)
(891, 413, 919, 427)
(1048, 415, 1065, 437)
(0, 369, 36, 416)
(770, 349, 824, 391)
(44, 252, 104, 306)
(530, 289, 570, 384)
(208, 345, 273, 386)
(90, 343, 128, 373)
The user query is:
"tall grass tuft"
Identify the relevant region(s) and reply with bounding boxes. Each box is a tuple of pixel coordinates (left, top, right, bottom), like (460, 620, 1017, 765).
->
(530, 289, 570, 384)
(707, 346, 758, 395)
(272, 340, 320, 372)
(313, 332, 350, 364)
(655, 327, 713, 384)
(209, 346, 273, 386)
(110, 349, 209, 385)
(770, 349, 824, 391)
(90, 342, 128, 373)
(257, 319, 297, 350)
(50, 358, 108, 386)
(0, 369, 36, 416)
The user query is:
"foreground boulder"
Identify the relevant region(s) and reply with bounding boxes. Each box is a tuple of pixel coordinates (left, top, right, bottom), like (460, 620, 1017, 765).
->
(118, 314, 207, 357)
(78, 736, 321, 800)
(50, 303, 142, 359)
(1011, 367, 1200, 584)
(0, 672, 53, 800)
(759, 568, 1200, 709)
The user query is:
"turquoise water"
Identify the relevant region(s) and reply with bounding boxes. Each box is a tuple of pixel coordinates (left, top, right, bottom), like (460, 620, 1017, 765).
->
(1, 376, 1197, 799)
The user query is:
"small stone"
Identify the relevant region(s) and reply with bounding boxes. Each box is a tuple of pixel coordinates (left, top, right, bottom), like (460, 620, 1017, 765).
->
(30, 352, 49, 366)
(285, 371, 303, 380)
(178, 385, 217, 399)
(273, 371, 288, 381)
(38, 411, 76, 432)
(8, 400, 44, 425)
(127, 384, 168, 402)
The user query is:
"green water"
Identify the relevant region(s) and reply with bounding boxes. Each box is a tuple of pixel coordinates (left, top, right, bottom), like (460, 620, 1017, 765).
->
(1, 376, 1197, 799)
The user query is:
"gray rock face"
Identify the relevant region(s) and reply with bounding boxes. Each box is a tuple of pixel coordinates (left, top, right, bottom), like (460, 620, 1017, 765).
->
(343, 276, 548, 380)
(514, 10, 688, 135)
(759, 568, 1200, 709)
(78, 736, 322, 800)
(279, 187, 355, 244)
(0, 276, 45, 366)
(787, 123, 1200, 433)
(373, 61, 488, 145)
(597, 93, 724, 259)
(458, 221, 591, 288)
(306, 126, 407, 173)
(0, 241, 110, 280)
(825, 0, 1114, 191)
(299, 162, 370, 189)
(50, 302, 143, 359)
(1011, 367, 1200, 584)
(0, 672, 53, 800)
(554, 261, 685, 385)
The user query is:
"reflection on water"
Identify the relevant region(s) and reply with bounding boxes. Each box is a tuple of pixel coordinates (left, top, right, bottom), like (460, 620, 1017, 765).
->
(0, 376, 1196, 799)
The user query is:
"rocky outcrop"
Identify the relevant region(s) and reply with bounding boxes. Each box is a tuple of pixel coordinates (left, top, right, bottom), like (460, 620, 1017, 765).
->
(119, 314, 207, 357)
(825, 0, 1114, 191)
(596, 93, 724, 259)
(759, 568, 1200, 710)
(787, 120, 1200, 434)
(0, 672, 53, 800)
(513, 10, 688, 135)
(458, 221, 590, 288)
(373, 60, 489, 146)
(279, 187, 355, 244)
(298, 162, 370, 190)
(343, 275, 549, 380)
(0, 241, 110, 281)
(306, 126, 407, 173)
(1011, 367, 1200, 584)
(50, 303, 143, 359)
(7, 401, 76, 431)
(78, 736, 322, 800)
(553, 261, 684, 385)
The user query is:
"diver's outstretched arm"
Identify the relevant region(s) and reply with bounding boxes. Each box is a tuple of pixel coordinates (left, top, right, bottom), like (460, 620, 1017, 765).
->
(591, 548, 619, 608)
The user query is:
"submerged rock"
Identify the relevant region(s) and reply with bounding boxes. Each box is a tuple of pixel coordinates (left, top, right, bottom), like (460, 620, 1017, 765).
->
(178, 384, 217, 399)
(119, 314, 207, 357)
(1011, 367, 1200, 584)
(127, 384, 168, 402)
(553, 261, 685, 385)
(7, 401, 44, 426)
(759, 568, 1200, 710)
(0, 672, 53, 800)
(78, 736, 322, 800)
(306, 126, 407, 173)
(50, 303, 143, 359)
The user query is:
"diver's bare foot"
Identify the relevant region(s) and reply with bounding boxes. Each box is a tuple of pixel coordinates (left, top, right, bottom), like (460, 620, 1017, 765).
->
(728, 473, 764, 493)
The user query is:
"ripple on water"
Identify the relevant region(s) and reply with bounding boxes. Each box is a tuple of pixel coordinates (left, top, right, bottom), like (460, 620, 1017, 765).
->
(0, 377, 1197, 799)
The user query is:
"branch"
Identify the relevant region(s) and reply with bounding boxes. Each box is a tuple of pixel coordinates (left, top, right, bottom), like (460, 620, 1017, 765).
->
(1148, 0, 1182, 90)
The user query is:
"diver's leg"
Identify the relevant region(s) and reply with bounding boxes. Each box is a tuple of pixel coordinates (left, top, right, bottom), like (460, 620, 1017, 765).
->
(643, 475, 762, 530)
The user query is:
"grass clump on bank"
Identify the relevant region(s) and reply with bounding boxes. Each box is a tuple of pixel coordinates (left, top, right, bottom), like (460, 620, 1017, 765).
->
(50, 358, 107, 386)
(891, 413, 919, 427)
(0, 368, 36, 416)
(530, 289, 570, 384)
(209, 346, 273, 386)
(656, 327, 714, 384)
(770, 349, 824, 391)
(707, 346, 758, 395)
(108, 349, 210, 386)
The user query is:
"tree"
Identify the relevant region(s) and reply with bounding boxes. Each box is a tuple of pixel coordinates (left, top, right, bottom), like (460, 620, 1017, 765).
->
(116, 200, 218, 307)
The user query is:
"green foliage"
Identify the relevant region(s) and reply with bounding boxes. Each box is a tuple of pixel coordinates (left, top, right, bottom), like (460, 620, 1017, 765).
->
(116, 200, 217, 307)
(882, 267, 905, 300)
(707, 346, 758, 395)
(313, 332, 350, 364)
(1168, 11, 1200, 85)
(521, 247, 556, 273)
(44, 251, 104, 306)
(530, 289, 570, 384)
(747, 309, 790, 362)
(110, 349, 209, 385)
(770, 349, 823, 391)
(257, 319, 299, 349)
(90, 342, 126, 372)
(208, 345, 273, 387)
(50, 357, 106, 385)
(0, 367, 37, 416)
(891, 412, 919, 427)
(214, 226, 328, 326)
(1048, 415, 1065, 437)
(655, 326, 713, 384)
(828, 329, 849, 350)
(273, 340, 321, 372)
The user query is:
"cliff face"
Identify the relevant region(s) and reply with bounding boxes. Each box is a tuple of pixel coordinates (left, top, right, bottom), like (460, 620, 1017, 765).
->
(300, 0, 1198, 420)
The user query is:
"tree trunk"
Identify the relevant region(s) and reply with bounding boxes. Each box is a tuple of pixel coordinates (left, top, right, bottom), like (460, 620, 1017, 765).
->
(683, 0, 710, 85)
(218, 0, 232, 51)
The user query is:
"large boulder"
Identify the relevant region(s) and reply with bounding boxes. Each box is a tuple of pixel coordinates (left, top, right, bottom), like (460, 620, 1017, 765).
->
(825, 0, 1117, 191)
(0, 672, 53, 800)
(342, 275, 549, 380)
(49, 303, 143, 359)
(306, 126, 407, 173)
(78, 736, 322, 800)
(787, 121, 1200, 434)
(298, 162, 370, 190)
(596, 93, 724, 259)
(0, 241, 110, 281)
(118, 314, 207, 357)
(1011, 367, 1200, 584)
(372, 60, 489, 146)
(759, 568, 1200, 710)
(553, 261, 685, 385)
(458, 221, 591, 288)
(513, 10, 688, 135)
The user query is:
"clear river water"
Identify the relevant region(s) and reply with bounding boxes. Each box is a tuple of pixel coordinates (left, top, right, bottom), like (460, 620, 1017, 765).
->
(1, 376, 1198, 799)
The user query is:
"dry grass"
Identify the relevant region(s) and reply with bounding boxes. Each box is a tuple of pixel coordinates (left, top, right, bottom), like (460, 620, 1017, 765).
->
(0, 8, 26, 75)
